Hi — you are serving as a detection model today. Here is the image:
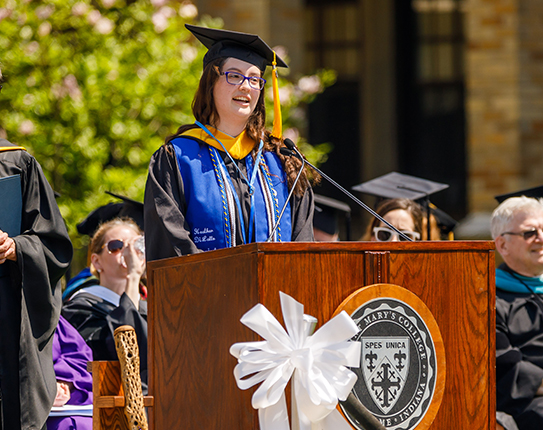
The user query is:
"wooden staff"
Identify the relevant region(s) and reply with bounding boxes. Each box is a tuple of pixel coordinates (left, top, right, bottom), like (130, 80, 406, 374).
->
(114, 325, 148, 430)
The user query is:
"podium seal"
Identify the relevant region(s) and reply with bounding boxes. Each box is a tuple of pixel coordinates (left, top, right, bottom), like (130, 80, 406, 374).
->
(335, 284, 445, 430)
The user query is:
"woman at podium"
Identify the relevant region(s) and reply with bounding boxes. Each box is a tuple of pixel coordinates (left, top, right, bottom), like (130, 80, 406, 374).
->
(144, 24, 314, 259)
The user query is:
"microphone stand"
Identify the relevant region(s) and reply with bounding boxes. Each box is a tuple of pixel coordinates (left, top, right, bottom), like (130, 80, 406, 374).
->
(266, 151, 306, 242)
(340, 393, 386, 430)
(281, 141, 413, 242)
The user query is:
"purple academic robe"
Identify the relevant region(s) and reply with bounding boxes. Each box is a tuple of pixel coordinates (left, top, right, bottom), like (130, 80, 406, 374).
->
(46, 315, 93, 430)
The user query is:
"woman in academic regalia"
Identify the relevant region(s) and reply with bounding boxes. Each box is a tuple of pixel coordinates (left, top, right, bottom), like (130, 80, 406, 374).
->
(0, 66, 73, 429)
(144, 24, 315, 260)
(62, 218, 148, 391)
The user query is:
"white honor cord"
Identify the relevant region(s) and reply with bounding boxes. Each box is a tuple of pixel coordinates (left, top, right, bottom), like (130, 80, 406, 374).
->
(267, 155, 305, 242)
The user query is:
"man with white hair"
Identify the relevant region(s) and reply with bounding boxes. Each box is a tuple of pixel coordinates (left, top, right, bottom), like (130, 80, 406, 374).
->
(491, 196, 543, 429)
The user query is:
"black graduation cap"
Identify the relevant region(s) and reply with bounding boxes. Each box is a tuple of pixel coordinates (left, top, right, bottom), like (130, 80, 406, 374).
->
(76, 191, 144, 236)
(495, 185, 543, 204)
(352, 172, 449, 200)
(352, 172, 456, 240)
(185, 24, 288, 72)
(313, 194, 352, 240)
(427, 202, 458, 239)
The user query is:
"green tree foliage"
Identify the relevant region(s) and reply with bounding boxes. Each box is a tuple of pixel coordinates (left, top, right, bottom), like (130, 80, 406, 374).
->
(0, 0, 335, 248)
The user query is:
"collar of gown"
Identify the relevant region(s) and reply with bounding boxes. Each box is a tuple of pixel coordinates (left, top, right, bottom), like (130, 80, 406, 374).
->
(75, 285, 121, 307)
(181, 126, 256, 160)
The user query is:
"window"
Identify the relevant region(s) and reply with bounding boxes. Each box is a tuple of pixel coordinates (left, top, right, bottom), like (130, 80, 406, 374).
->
(396, 0, 467, 220)
(304, 0, 360, 78)
(413, 0, 465, 115)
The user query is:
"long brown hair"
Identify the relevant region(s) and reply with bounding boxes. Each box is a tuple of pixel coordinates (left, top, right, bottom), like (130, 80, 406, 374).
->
(361, 198, 424, 241)
(166, 58, 313, 196)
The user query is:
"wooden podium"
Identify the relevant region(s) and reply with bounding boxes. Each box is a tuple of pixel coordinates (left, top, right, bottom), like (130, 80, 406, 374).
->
(147, 241, 496, 430)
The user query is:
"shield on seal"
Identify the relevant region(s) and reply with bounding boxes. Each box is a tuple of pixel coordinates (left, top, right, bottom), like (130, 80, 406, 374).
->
(361, 336, 410, 414)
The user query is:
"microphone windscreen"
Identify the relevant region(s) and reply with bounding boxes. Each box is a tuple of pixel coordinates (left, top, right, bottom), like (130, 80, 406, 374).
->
(283, 138, 296, 150)
(280, 147, 301, 159)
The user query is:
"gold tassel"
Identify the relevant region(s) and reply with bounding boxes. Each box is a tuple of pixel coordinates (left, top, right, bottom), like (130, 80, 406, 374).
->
(271, 51, 282, 139)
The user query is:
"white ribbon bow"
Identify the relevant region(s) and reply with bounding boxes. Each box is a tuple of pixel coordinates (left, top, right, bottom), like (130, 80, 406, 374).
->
(230, 292, 361, 430)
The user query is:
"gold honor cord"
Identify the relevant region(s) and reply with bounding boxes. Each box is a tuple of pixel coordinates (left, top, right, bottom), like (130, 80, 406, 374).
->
(0, 146, 26, 152)
(271, 51, 282, 139)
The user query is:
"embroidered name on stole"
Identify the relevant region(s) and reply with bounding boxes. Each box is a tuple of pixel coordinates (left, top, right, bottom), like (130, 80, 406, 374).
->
(171, 137, 292, 251)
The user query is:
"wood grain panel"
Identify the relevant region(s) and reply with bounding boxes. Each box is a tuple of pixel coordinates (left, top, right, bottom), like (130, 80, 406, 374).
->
(148, 252, 259, 430)
(147, 241, 495, 430)
(89, 361, 130, 430)
(364, 251, 390, 285)
(258, 250, 367, 326)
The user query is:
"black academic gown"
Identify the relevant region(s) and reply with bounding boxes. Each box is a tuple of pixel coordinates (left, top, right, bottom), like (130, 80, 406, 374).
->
(61, 291, 148, 392)
(0, 140, 73, 430)
(144, 142, 315, 260)
(496, 264, 543, 430)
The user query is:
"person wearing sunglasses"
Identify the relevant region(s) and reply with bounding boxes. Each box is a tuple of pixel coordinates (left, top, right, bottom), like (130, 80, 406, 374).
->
(361, 198, 423, 242)
(144, 24, 314, 261)
(62, 218, 148, 391)
(492, 196, 543, 430)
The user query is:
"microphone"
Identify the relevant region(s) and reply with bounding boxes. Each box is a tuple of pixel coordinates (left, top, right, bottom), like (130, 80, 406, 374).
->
(281, 139, 413, 241)
(340, 393, 386, 430)
(266, 144, 306, 242)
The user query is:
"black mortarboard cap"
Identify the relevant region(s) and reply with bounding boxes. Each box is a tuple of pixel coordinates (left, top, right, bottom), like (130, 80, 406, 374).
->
(313, 194, 352, 239)
(76, 191, 144, 236)
(352, 172, 454, 239)
(352, 172, 449, 201)
(427, 202, 458, 238)
(185, 24, 288, 72)
(495, 185, 543, 204)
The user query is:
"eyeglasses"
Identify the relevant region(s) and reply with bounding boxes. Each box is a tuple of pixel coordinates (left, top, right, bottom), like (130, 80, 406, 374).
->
(102, 239, 125, 254)
(101, 237, 145, 255)
(501, 228, 543, 241)
(373, 227, 421, 242)
(220, 71, 266, 90)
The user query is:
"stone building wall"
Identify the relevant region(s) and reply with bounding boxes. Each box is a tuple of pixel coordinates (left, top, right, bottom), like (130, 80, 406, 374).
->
(518, 0, 543, 186)
(464, 0, 521, 212)
(193, 0, 305, 75)
(465, 0, 543, 212)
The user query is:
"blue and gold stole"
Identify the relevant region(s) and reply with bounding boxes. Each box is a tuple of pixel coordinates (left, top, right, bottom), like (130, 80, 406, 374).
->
(171, 127, 292, 251)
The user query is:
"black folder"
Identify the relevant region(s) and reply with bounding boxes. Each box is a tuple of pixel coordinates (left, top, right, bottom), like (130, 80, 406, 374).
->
(0, 174, 22, 236)
(0, 174, 22, 277)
